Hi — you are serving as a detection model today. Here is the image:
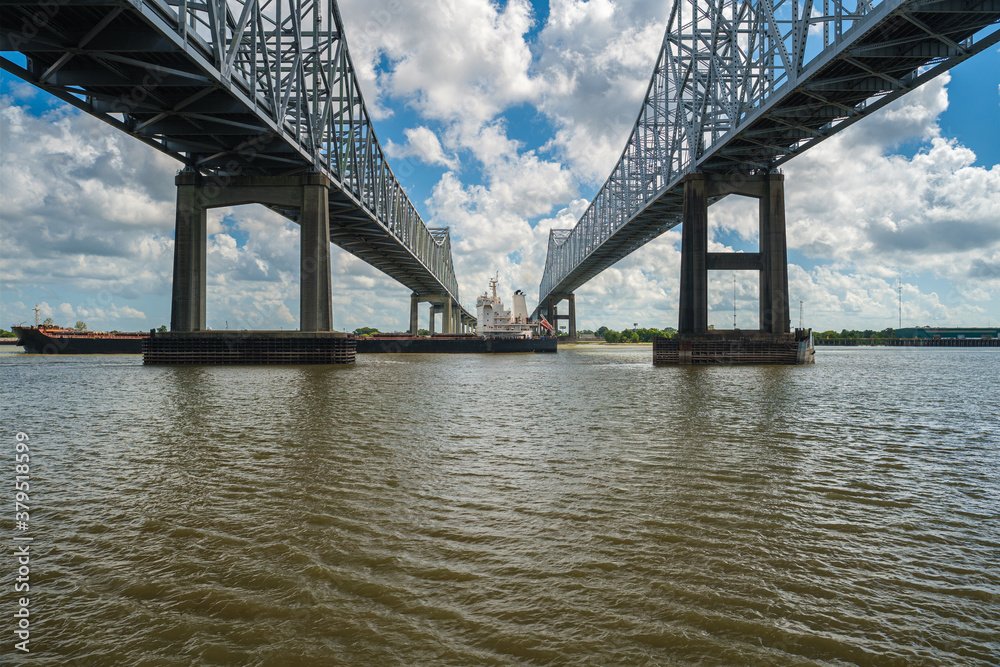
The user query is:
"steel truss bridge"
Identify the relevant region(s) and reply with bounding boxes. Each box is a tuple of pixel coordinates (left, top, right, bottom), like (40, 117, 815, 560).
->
(537, 0, 1000, 315)
(0, 0, 474, 328)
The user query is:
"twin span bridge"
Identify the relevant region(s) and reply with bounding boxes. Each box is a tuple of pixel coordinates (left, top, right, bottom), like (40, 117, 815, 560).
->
(2, 0, 998, 340)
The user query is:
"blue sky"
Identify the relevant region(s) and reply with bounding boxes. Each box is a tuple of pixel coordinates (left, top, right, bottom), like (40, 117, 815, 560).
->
(1, 0, 998, 334)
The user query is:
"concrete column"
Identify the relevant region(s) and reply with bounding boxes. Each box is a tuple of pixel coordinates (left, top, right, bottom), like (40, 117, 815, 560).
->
(679, 174, 708, 335)
(410, 294, 420, 335)
(568, 293, 577, 338)
(171, 171, 207, 332)
(760, 173, 790, 334)
(300, 174, 332, 331)
(429, 307, 438, 335)
(443, 299, 453, 334)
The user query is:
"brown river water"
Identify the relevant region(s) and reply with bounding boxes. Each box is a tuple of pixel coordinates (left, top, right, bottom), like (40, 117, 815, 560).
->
(2, 345, 998, 665)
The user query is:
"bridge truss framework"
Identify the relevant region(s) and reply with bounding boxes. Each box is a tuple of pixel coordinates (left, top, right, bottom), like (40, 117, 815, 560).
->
(538, 0, 1000, 331)
(1, 0, 475, 330)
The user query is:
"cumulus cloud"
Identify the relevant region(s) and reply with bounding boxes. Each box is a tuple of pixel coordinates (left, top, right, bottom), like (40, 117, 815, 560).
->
(535, 0, 669, 182)
(340, 0, 539, 126)
(384, 126, 459, 170)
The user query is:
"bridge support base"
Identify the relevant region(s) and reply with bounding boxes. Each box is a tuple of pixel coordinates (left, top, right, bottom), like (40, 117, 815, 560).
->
(145, 330, 355, 365)
(171, 173, 207, 332)
(678, 172, 790, 336)
(653, 330, 814, 365)
(300, 174, 333, 331)
(169, 171, 333, 332)
(544, 293, 575, 338)
(416, 294, 466, 335)
(666, 172, 808, 364)
(410, 294, 421, 335)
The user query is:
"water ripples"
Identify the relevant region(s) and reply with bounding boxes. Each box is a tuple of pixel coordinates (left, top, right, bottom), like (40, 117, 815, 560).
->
(2, 347, 998, 665)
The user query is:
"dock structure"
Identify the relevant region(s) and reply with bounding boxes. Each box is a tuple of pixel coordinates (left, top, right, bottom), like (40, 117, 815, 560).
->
(816, 337, 999, 347)
(143, 331, 355, 365)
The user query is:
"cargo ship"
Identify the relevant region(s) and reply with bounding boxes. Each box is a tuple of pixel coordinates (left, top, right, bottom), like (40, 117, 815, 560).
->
(12, 325, 148, 354)
(356, 277, 557, 354)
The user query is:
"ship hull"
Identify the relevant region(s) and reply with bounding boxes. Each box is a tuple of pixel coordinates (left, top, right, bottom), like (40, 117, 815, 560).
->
(13, 327, 146, 354)
(356, 336, 557, 354)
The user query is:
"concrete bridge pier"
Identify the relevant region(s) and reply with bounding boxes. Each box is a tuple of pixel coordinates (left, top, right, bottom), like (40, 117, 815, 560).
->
(544, 293, 576, 337)
(429, 305, 439, 335)
(678, 172, 790, 336)
(171, 171, 208, 332)
(418, 294, 463, 335)
(170, 170, 333, 332)
(410, 294, 421, 335)
(299, 174, 333, 332)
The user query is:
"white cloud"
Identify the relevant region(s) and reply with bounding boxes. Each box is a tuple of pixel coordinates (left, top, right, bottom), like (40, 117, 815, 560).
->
(384, 126, 459, 170)
(534, 0, 669, 182)
(340, 0, 540, 126)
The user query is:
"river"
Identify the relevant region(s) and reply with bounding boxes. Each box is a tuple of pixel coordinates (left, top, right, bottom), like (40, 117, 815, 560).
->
(2, 345, 998, 665)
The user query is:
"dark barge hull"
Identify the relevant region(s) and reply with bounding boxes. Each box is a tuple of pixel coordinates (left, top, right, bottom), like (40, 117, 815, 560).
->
(357, 336, 557, 353)
(12, 326, 146, 354)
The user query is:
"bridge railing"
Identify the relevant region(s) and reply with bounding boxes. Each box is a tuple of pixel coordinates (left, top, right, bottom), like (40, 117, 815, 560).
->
(539, 0, 887, 300)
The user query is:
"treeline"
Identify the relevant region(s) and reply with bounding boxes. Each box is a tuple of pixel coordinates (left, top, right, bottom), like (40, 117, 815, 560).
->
(592, 326, 677, 343)
(815, 328, 899, 339)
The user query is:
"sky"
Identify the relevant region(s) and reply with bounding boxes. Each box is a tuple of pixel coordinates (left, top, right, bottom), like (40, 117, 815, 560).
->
(1, 0, 998, 334)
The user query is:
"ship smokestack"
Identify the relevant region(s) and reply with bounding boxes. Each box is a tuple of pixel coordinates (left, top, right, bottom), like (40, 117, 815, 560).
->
(512, 290, 528, 323)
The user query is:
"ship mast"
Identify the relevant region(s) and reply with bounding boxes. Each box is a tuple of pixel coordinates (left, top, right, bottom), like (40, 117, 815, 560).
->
(33, 304, 40, 326)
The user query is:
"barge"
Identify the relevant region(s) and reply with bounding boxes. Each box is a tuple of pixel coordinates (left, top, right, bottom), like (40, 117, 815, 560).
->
(12, 325, 147, 354)
(356, 334, 556, 354)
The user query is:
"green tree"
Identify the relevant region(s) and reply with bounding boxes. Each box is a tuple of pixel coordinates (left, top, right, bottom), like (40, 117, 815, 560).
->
(74, 321, 87, 332)
(158, 325, 168, 333)
(42, 317, 55, 327)
(353, 326, 380, 337)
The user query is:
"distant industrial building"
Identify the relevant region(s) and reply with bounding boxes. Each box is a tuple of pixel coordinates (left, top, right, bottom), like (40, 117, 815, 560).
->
(895, 327, 999, 340)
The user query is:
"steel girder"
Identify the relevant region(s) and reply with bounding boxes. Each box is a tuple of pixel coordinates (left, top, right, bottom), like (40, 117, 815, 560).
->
(0, 0, 470, 318)
(538, 0, 1000, 305)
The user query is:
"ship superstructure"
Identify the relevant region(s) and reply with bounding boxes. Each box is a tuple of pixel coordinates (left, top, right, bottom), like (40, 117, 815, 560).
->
(476, 277, 552, 339)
